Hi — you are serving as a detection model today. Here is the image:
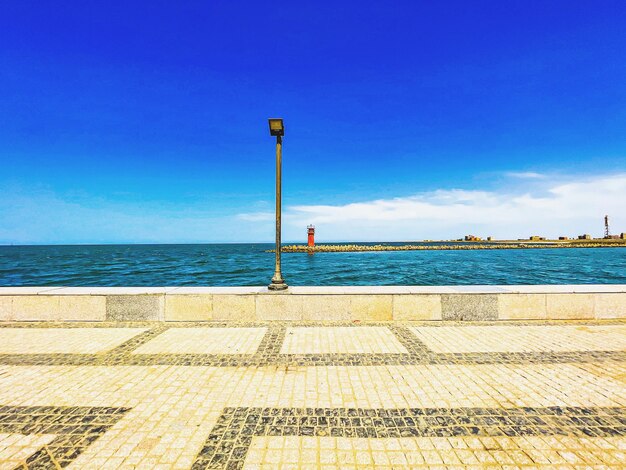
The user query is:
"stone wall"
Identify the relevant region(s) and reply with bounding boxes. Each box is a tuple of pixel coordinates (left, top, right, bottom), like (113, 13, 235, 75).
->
(0, 286, 625, 322)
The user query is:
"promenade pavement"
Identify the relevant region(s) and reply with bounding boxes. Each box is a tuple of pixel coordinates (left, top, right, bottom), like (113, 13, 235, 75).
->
(0, 320, 624, 469)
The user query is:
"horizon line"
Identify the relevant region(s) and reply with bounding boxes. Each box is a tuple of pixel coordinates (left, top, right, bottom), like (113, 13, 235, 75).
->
(0, 238, 609, 247)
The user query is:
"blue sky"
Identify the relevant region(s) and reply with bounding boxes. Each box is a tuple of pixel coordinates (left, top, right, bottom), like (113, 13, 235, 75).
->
(1, 1, 625, 244)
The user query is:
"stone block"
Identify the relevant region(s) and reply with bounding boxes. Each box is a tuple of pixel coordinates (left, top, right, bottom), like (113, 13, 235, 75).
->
(0, 297, 13, 320)
(392, 295, 441, 321)
(106, 295, 164, 321)
(498, 294, 547, 320)
(349, 295, 393, 321)
(58, 296, 106, 321)
(164, 294, 213, 321)
(300, 295, 350, 321)
(49, 287, 166, 295)
(451, 286, 510, 293)
(341, 286, 408, 294)
(169, 287, 263, 294)
(545, 293, 594, 319)
(256, 294, 303, 320)
(594, 293, 626, 319)
(11, 296, 60, 321)
(441, 294, 498, 321)
(0, 287, 61, 295)
(212, 295, 256, 321)
(289, 286, 347, 294)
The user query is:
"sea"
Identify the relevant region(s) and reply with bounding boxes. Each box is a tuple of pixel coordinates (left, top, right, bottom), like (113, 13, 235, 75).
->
(1, 242, 625, 286)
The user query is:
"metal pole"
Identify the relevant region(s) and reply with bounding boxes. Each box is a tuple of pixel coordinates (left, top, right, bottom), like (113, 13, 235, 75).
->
(269, 135, 287, 290)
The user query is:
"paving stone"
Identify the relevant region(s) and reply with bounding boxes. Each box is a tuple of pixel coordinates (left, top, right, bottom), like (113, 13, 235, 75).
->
(106, 295, 164, 321)
(410, 324, 626, 353)
(441, 294, 499, 320)
(498, 293, 547, 320)
(281, 327, 407, 354)
(0, 319, 623, 468)
(164, 294, 212, 321)
(595, 293, 626, 319)
(349, 295, 393, 321)
(0, 406, 129, 468)
(546, 293, 595, 319)
(392, 294, 442, 320)
(133, 327, 267, 355)
(194, 406, 626, 469)
(0, 327, 147, 354)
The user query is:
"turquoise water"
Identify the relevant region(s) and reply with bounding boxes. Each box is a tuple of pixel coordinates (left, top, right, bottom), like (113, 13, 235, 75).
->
(0, 243, 625, 286)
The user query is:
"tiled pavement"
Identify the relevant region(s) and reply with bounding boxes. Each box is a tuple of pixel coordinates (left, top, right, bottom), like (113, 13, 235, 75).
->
(0, 321, 624, 469)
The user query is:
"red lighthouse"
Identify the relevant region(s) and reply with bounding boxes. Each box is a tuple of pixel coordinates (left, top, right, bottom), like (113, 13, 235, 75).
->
(307, 225, 315, 247)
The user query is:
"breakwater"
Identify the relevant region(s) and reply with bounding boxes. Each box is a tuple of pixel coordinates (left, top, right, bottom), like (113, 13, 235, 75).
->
(2, 285, 625, 322)
(272, 242, 626, 253)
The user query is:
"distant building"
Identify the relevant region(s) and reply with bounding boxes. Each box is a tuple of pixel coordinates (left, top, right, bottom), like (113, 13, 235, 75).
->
(621, 233, 626, 240)
(558, 236, 569, 240)
(578, 234, 592, 240)
(529, 235, 545, 241)
(464, 235, 481, 241)
(486, 236, 493, 241)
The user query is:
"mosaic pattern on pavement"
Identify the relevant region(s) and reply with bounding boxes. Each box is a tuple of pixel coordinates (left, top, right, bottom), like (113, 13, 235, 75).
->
(194, 406, 626, 469)
(0, 320, 623, 468)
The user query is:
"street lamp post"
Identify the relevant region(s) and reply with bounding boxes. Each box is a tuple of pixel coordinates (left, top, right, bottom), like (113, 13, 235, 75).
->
(268, 118, 288, 291)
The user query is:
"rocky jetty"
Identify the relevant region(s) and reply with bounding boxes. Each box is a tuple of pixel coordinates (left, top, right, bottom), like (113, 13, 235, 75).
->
(267, 241, 626, 253)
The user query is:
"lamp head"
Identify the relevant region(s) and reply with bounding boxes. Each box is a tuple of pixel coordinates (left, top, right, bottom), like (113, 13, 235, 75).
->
(268, 118, 284, 137)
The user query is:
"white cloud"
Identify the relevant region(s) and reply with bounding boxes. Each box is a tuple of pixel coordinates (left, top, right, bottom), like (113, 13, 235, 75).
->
(275, 173, 626, 241)
(2, 172, 624, 244)
(506, 171, 546, 179)
(237, 212, 274, 222)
